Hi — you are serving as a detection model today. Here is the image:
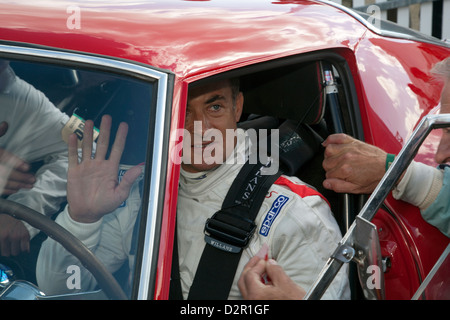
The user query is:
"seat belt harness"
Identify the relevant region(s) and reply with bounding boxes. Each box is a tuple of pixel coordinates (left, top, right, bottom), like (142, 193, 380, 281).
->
(188, 159, 281, 299)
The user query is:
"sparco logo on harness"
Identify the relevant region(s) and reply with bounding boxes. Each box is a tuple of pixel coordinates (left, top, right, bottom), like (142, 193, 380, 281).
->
(259, 195, 289, 236)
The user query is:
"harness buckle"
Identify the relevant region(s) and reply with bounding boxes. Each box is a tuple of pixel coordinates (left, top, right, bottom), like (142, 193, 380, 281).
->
(204, 209, 256, 253)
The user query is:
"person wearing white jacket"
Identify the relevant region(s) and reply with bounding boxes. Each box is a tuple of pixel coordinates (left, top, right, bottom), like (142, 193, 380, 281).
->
(37, 78, 350, 299)
(177, 130, 350, 299)
(0, 61, 69, 257)
(239, 58, 450, 301)
(321, 58, 450, 238)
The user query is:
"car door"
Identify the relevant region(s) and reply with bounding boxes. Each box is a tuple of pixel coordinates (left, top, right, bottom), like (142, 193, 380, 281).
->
(0, 43, 173, 300)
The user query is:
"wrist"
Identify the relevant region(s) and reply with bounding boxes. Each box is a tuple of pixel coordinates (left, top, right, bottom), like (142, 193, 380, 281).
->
(58, 205, 103, 247)
(67, 205, 101, 224)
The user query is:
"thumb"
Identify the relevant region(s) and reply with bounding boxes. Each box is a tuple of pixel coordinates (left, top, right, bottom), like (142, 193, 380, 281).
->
(117, 165, 143, 198)
(265, 259, 289, 284)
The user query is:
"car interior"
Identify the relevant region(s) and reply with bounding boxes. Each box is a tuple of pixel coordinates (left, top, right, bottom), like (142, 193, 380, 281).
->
(0, 58, 155, 299)
(237, 56, 367, 299)
(229, 54, 367, 235)
(0, 51, 366, 299)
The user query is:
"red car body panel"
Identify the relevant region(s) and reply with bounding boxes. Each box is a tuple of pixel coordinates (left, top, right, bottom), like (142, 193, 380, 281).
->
(0, 0, 448, 299)
(354, 35, 449, 299)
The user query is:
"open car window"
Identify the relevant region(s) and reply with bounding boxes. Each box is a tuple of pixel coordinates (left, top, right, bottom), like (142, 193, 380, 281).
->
(0, 49, 167, 300)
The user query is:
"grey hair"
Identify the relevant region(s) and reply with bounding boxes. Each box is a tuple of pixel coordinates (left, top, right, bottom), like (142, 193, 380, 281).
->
(431, 57, 450, 82)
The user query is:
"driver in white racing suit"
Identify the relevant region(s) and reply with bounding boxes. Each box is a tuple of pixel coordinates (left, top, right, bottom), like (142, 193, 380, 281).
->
(177, 131, 350, 299)
(0, 60, 69, 257)
(36, 78, 350, 299)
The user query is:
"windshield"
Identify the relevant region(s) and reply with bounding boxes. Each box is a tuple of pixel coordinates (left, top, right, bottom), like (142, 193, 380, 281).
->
(0, 55, 156, 299)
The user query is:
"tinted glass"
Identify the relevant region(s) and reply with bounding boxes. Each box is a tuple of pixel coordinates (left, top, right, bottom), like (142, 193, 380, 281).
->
(0, 57, 155, 299)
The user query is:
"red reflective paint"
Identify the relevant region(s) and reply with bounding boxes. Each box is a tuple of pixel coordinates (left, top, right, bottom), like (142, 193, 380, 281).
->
(1, 0, 448, 300)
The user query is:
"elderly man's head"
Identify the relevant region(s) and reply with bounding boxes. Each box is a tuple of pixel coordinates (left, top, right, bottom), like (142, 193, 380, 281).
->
(432, 58, 450, 165)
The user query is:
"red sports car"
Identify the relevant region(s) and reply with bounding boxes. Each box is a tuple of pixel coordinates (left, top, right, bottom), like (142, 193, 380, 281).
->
(0, 0, 448, 301)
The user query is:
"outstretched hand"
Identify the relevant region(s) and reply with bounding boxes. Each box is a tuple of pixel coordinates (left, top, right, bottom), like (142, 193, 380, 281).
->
(67, 115, 142, 223)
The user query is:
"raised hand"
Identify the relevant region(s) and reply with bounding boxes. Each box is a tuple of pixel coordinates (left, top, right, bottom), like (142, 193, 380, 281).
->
(66, 115, 142, 223)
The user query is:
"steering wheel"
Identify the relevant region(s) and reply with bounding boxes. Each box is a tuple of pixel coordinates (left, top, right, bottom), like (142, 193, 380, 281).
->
(0, 199, 128, 300)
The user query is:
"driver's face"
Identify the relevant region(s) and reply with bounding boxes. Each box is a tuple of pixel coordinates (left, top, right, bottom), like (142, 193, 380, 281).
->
(182, 80, 243, 173)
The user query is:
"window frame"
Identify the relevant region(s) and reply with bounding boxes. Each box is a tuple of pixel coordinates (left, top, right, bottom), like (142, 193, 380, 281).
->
(0, 42, 174, 300)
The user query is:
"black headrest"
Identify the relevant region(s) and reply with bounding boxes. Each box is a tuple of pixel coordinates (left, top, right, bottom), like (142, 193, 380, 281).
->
(237, 115, 280, 131)
(277, 120, 324, 175)
(240, 62, 325, 125)
(239, 116, 324, 176)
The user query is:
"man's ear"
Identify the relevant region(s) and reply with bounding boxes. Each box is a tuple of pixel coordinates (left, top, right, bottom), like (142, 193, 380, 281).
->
(234, 92, 244, 122)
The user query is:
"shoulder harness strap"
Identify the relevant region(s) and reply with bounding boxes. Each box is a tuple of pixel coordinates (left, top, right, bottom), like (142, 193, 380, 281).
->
(187, 159, 281, 300)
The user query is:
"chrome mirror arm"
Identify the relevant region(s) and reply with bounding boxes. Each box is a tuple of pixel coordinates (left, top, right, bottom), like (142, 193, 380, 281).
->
(305, 113, 450, 300)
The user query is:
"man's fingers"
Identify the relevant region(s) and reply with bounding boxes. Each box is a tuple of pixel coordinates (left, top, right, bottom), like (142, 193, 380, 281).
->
(238, 256, 262, 289)
(264, 259, 286, 284)
(9, 237, 20, 257)
(0, 149, 33, 195)
(0, 221, 30, 257)
(95, 115, 112, 160)
(68, 133, 79, 168)
(2, 171, 35, 195)
(0, 150, 30, 172)
(7, 168, 35, 183)
(20, 237, 30, 254)
(238, 258, 266, 299)
(81, 120, 94, 162)
(0, 240, 10, 257)
(322, 133, 355, 147)
(0, 122, 30, 173)
(323, 178, 360, 194)
(241, 255, 261, 275)
(109, 121, 128, 165)
(323, 159, 354, 180)
(250, 258, 269, 277)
